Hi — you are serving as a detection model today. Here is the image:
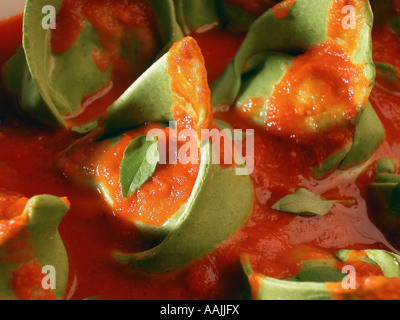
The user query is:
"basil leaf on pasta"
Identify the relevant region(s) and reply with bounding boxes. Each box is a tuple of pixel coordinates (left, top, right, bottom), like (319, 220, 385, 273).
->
(119, 136, 159, 198)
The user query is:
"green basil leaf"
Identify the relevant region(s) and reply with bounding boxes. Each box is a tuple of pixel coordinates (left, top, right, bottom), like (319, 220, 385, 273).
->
(4, 0, 183, 127)
(0, 194, 70, 300)
(119, 136, 159, 198)
(271, 188, 335, 216)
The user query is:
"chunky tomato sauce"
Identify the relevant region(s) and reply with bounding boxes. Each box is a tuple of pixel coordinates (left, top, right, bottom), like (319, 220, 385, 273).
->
(1, 7, 400, 300)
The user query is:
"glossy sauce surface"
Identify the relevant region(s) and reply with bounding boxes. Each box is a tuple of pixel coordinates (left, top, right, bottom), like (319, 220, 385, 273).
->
(0, 8, 400, 300)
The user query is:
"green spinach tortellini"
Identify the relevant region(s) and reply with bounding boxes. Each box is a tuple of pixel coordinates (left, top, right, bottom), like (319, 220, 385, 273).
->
(0, 192, 69, 300)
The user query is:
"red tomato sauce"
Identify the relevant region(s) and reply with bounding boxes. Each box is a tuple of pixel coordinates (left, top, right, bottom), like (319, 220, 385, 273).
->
(1, 9, 400, 300)
(191, 28, 244, 85)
